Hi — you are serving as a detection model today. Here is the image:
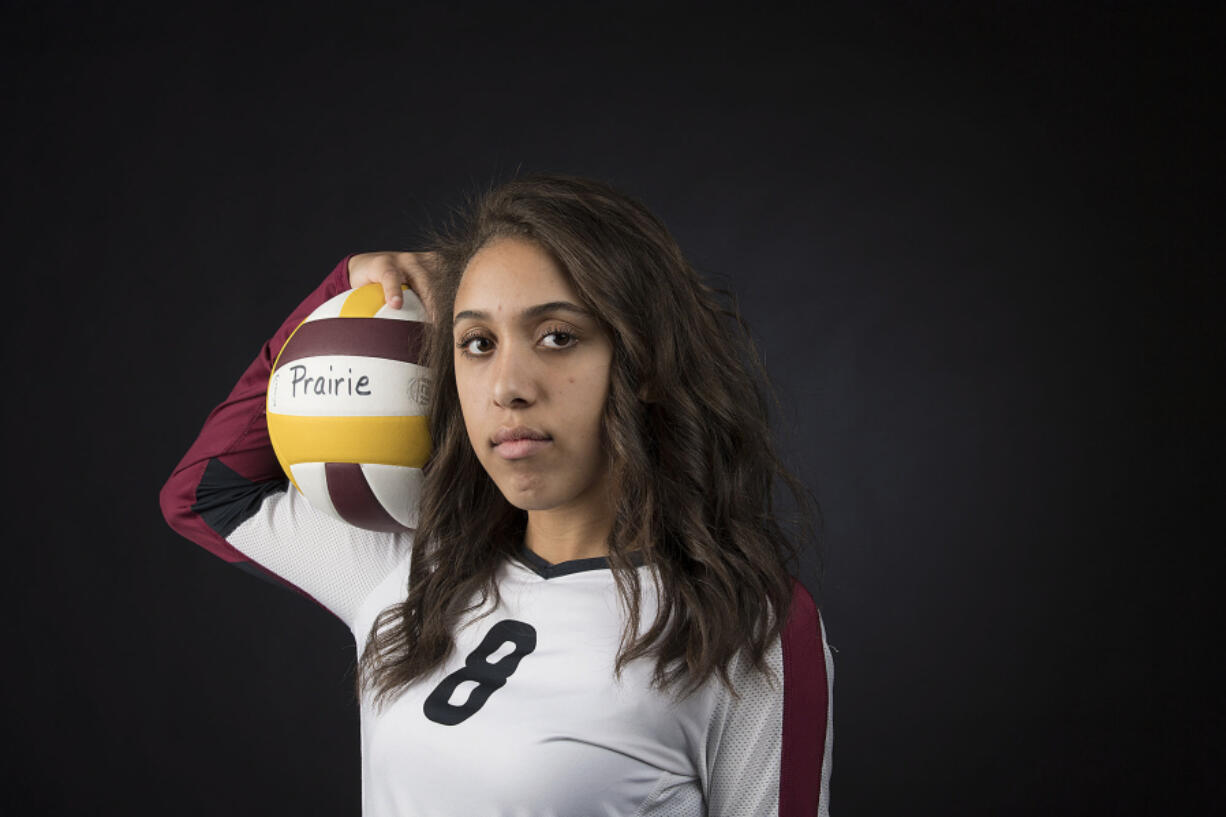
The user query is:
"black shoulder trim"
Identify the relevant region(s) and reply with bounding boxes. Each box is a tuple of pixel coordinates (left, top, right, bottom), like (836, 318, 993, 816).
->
(191, 457, 288, 539)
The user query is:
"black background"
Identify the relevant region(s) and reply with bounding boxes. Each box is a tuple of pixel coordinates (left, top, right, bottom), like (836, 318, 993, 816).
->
(2, 2, 1218, 814)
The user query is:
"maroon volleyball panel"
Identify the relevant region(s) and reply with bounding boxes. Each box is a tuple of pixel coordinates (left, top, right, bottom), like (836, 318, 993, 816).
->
(324, 462, 409, 532)
(278, 318, 425, 367)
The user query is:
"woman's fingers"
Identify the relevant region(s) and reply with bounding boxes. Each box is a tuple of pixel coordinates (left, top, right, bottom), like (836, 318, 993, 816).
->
(395, 251, 439, 324)
(380, 263, 405, 309)
(348, 251, 437, 322)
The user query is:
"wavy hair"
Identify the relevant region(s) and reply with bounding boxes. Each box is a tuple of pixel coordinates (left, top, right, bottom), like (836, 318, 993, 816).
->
(356, 172, 820, 711)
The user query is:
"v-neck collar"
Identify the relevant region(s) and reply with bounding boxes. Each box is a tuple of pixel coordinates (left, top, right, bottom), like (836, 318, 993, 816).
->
(512, 543, 647, 580)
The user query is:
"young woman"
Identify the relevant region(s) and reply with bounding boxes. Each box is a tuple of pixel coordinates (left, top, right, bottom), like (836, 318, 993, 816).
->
(160, 173, 834, 816)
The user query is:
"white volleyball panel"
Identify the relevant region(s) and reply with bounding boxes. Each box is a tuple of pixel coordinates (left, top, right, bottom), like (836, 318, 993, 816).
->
(361, 463, 422, 529)
(305, 290, 349, 320)
(374, 293, 427, 323)
(268, 356, 430, 416)
(289, 462, 341, 521)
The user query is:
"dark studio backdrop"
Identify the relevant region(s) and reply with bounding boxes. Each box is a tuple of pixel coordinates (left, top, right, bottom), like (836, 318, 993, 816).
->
(2, 2, 1217, 814)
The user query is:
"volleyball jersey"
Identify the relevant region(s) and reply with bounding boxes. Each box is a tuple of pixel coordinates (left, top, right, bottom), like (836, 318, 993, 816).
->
(159, 257, 834, 816)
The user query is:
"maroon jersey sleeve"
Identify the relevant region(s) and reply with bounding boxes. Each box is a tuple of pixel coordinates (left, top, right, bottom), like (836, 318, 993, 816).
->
(158, 256, 354, 605)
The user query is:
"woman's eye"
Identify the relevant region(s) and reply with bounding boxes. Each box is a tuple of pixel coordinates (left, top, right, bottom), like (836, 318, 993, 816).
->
(458, 336, 492, 356)
(541, 331, 576, 349)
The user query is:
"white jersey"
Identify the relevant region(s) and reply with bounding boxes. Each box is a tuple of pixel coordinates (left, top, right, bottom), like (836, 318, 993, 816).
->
(160, 257, 834, 816)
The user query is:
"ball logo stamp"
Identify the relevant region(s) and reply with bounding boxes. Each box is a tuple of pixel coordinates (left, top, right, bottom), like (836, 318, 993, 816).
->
(409, 376, 431, 407)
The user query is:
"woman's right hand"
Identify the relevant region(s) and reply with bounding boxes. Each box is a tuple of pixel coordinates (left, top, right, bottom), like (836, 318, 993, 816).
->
(347, 251, 440, 324)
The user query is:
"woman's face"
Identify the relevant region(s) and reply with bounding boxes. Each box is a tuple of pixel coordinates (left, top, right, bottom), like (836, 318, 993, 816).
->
(452, 236, 614, 513)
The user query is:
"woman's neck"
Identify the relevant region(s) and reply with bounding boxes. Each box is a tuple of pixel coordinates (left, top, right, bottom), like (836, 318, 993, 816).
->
(522, 492, 615, 565)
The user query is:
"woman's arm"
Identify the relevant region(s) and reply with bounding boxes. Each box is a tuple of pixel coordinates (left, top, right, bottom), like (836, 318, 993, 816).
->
(158, 254, 433, 631)
(704, 580, 834, 816)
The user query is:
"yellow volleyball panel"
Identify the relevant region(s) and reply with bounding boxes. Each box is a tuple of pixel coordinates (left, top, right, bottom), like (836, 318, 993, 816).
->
(267, 414, 432, 470)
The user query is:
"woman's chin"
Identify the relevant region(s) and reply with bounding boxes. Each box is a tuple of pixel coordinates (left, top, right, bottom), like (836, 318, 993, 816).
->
(495, 476, 557, 510)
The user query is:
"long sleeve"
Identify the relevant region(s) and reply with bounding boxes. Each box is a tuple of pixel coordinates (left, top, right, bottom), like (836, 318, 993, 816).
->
(704, 578, 834, 816)
(158, 256, 413, 632)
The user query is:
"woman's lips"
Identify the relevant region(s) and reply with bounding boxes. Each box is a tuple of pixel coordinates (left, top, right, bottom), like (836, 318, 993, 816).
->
(494, 438, 553, 460)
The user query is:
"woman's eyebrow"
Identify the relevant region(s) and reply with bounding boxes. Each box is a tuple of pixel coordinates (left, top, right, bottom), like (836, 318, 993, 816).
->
(452, 301, 592, 327)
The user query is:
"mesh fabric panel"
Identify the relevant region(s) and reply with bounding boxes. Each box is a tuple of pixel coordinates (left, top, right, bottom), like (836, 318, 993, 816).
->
(229, 485, 411, 632)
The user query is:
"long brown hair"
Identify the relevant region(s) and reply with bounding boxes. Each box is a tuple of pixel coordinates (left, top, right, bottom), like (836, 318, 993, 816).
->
(356, 172, 820, 711)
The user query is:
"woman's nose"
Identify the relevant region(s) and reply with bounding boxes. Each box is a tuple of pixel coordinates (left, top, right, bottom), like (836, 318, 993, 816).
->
(490, 340, 537, 408)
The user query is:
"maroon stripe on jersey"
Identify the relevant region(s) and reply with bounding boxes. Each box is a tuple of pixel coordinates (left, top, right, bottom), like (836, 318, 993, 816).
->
(277, 317, 425, 366)
(779, 578, 828, 817)
(325, 462, 409, 532)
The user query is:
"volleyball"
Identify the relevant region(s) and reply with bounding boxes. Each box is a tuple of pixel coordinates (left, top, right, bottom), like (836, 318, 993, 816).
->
(266, 283, 431, 532)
